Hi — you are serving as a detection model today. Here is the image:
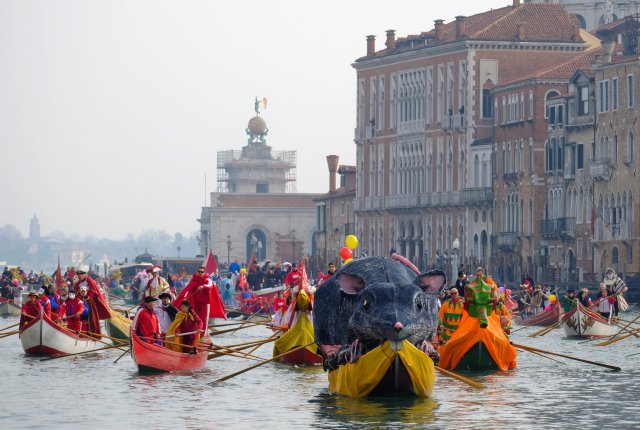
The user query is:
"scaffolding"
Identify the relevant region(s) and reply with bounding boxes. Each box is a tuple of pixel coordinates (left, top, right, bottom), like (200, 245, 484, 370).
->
(216, 149, 297, 193)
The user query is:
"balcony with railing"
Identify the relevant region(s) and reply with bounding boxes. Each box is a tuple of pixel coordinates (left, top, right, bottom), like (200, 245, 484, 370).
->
(566, 113, 595, 128)
(462, 187, 493, 205)
(541, 217, 576, 239)
(503, 172, 522, 183)
(442, 114, 465, 132)
(495, 232, 519, 252)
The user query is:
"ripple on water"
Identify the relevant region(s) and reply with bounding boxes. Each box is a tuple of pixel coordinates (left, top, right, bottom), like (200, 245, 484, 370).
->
(2, 313, 640, 429)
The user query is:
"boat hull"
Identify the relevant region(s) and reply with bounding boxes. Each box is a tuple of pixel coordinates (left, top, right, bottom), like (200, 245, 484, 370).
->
(273, 311, 323, 365)
(563, 303, 619, 338)
(455, 342, 499, 371)
(130, 332, 208, 373)
(328, 340, 435, 398)
(0, 301, 22, 317)
(19, 313, 100, 356)
(105, 312, 131, 341)
(517, 300, 563, 326)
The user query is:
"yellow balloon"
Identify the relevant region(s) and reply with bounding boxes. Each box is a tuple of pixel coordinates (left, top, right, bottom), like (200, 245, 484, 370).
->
(548, 294, 556, 302)
(345, 235, 358, 250)
(344, 258, 353, 265)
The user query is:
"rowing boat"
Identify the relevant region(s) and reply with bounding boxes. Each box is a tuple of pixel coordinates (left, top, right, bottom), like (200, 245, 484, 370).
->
(0, 300, 21, 317)
(327, 340, 436, 398)
(105, 311, 131, 341)
(130, 331, 209, 373)
(272, 291, 322, 365)
(438, 311, 517, 371)
(516, 299, 563, 326)
(273, 311, 323, 365)
(563, 303, 619, 338)
(19, 311, 100, 356)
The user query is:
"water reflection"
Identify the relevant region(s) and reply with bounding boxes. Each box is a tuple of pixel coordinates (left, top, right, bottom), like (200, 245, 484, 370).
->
(312, 393, 437, 429)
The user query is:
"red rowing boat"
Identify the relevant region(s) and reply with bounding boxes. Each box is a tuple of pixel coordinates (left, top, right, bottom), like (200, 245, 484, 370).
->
(130, 332, 209, 373)
(516, 299, 563, 326)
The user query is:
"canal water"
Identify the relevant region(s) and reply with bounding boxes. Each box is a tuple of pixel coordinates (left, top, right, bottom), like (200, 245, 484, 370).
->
(1, 308, 639, 429)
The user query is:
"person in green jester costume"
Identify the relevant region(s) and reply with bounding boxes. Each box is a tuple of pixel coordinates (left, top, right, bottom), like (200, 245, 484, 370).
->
(464, 267, 499, 328)
(558, 288, 578, 313)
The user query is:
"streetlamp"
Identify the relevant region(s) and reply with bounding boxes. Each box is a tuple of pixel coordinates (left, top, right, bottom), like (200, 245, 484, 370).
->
(226, 235, 231, 266)
(291, 229, 296, 263)
(451, 237, 460, 288)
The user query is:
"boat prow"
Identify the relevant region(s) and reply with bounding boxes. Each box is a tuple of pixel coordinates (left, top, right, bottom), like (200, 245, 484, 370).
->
(328, 340, 435, 398)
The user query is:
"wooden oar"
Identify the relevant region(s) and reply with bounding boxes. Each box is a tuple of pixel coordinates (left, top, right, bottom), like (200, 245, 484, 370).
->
(0, 330, 19, 339)
(593, 313, 640, 346)
(207, 341, 269, 360)
(512, 342, 621, 371)
(246, 331, 281, 355)
(515, 348, 565, 364)
(435, 366, 484, 389)
(39, 343, 124, 361)
(0, 321, 21, 332)
(594, 327, 640, 347)
(528, 315, 569, 338)
(114, 348, 130, 363)
(86, 331, 129, 345)
(210, 325, 265, 336)
(228, 310, 264, 335)
(211, 342, 315, 384)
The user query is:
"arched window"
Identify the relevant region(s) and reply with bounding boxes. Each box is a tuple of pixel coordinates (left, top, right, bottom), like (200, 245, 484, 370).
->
(627, 129, 634, 163)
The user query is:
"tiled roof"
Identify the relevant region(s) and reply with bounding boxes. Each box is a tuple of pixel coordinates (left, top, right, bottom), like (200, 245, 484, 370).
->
(470, 4, 582, 42)
(495, 44, 611, 88)
(359, 3, 585, 61)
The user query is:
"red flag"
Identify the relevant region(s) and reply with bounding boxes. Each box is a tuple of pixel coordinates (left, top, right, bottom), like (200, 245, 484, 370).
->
(55, 256, 64, 287)
(204, 250, 218, 275)
(247, 249, 257, 272)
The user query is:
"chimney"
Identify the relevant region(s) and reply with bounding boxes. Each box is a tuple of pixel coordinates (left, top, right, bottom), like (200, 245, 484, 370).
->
(327, 155, 340, 192)
(602, 40, 615, 63)
(517, 22, 525, 40)
(513, 0, 520, 6)
(385, 29, 396, 50)
(434, 19, 444, 41)
(366, 35, 376, 56)
(573, 24, 581, 41)
(455, 16, 466, 39)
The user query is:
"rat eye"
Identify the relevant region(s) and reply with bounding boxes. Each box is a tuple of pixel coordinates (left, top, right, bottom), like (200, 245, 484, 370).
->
(363, 298, 370, 310)
(415, 297, 423, 311)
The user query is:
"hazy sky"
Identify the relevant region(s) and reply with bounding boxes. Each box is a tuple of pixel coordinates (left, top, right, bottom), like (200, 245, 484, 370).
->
(0, 0, 508, 240)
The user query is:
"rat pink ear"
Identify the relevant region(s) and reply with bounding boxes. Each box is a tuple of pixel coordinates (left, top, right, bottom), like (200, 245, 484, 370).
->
(337, 273, 366, 295)
(415, 270, 447, 295)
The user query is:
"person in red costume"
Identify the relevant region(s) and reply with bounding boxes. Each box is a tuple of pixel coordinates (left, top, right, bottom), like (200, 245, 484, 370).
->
(58, 290, 85, 332)
(37, 287, 52, 319)
(72, 269, 111, 321)
(174, 301, 203, 353)
(272, 290, 287, 314)
(20, 291, 41, 327)
(172, 266, 226, 325)
(284, 262, 302, 290)
(134, 296, 161, 344)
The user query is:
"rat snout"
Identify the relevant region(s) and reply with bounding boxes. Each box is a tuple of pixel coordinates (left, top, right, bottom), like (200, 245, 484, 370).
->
(394, 322, 403, 332)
